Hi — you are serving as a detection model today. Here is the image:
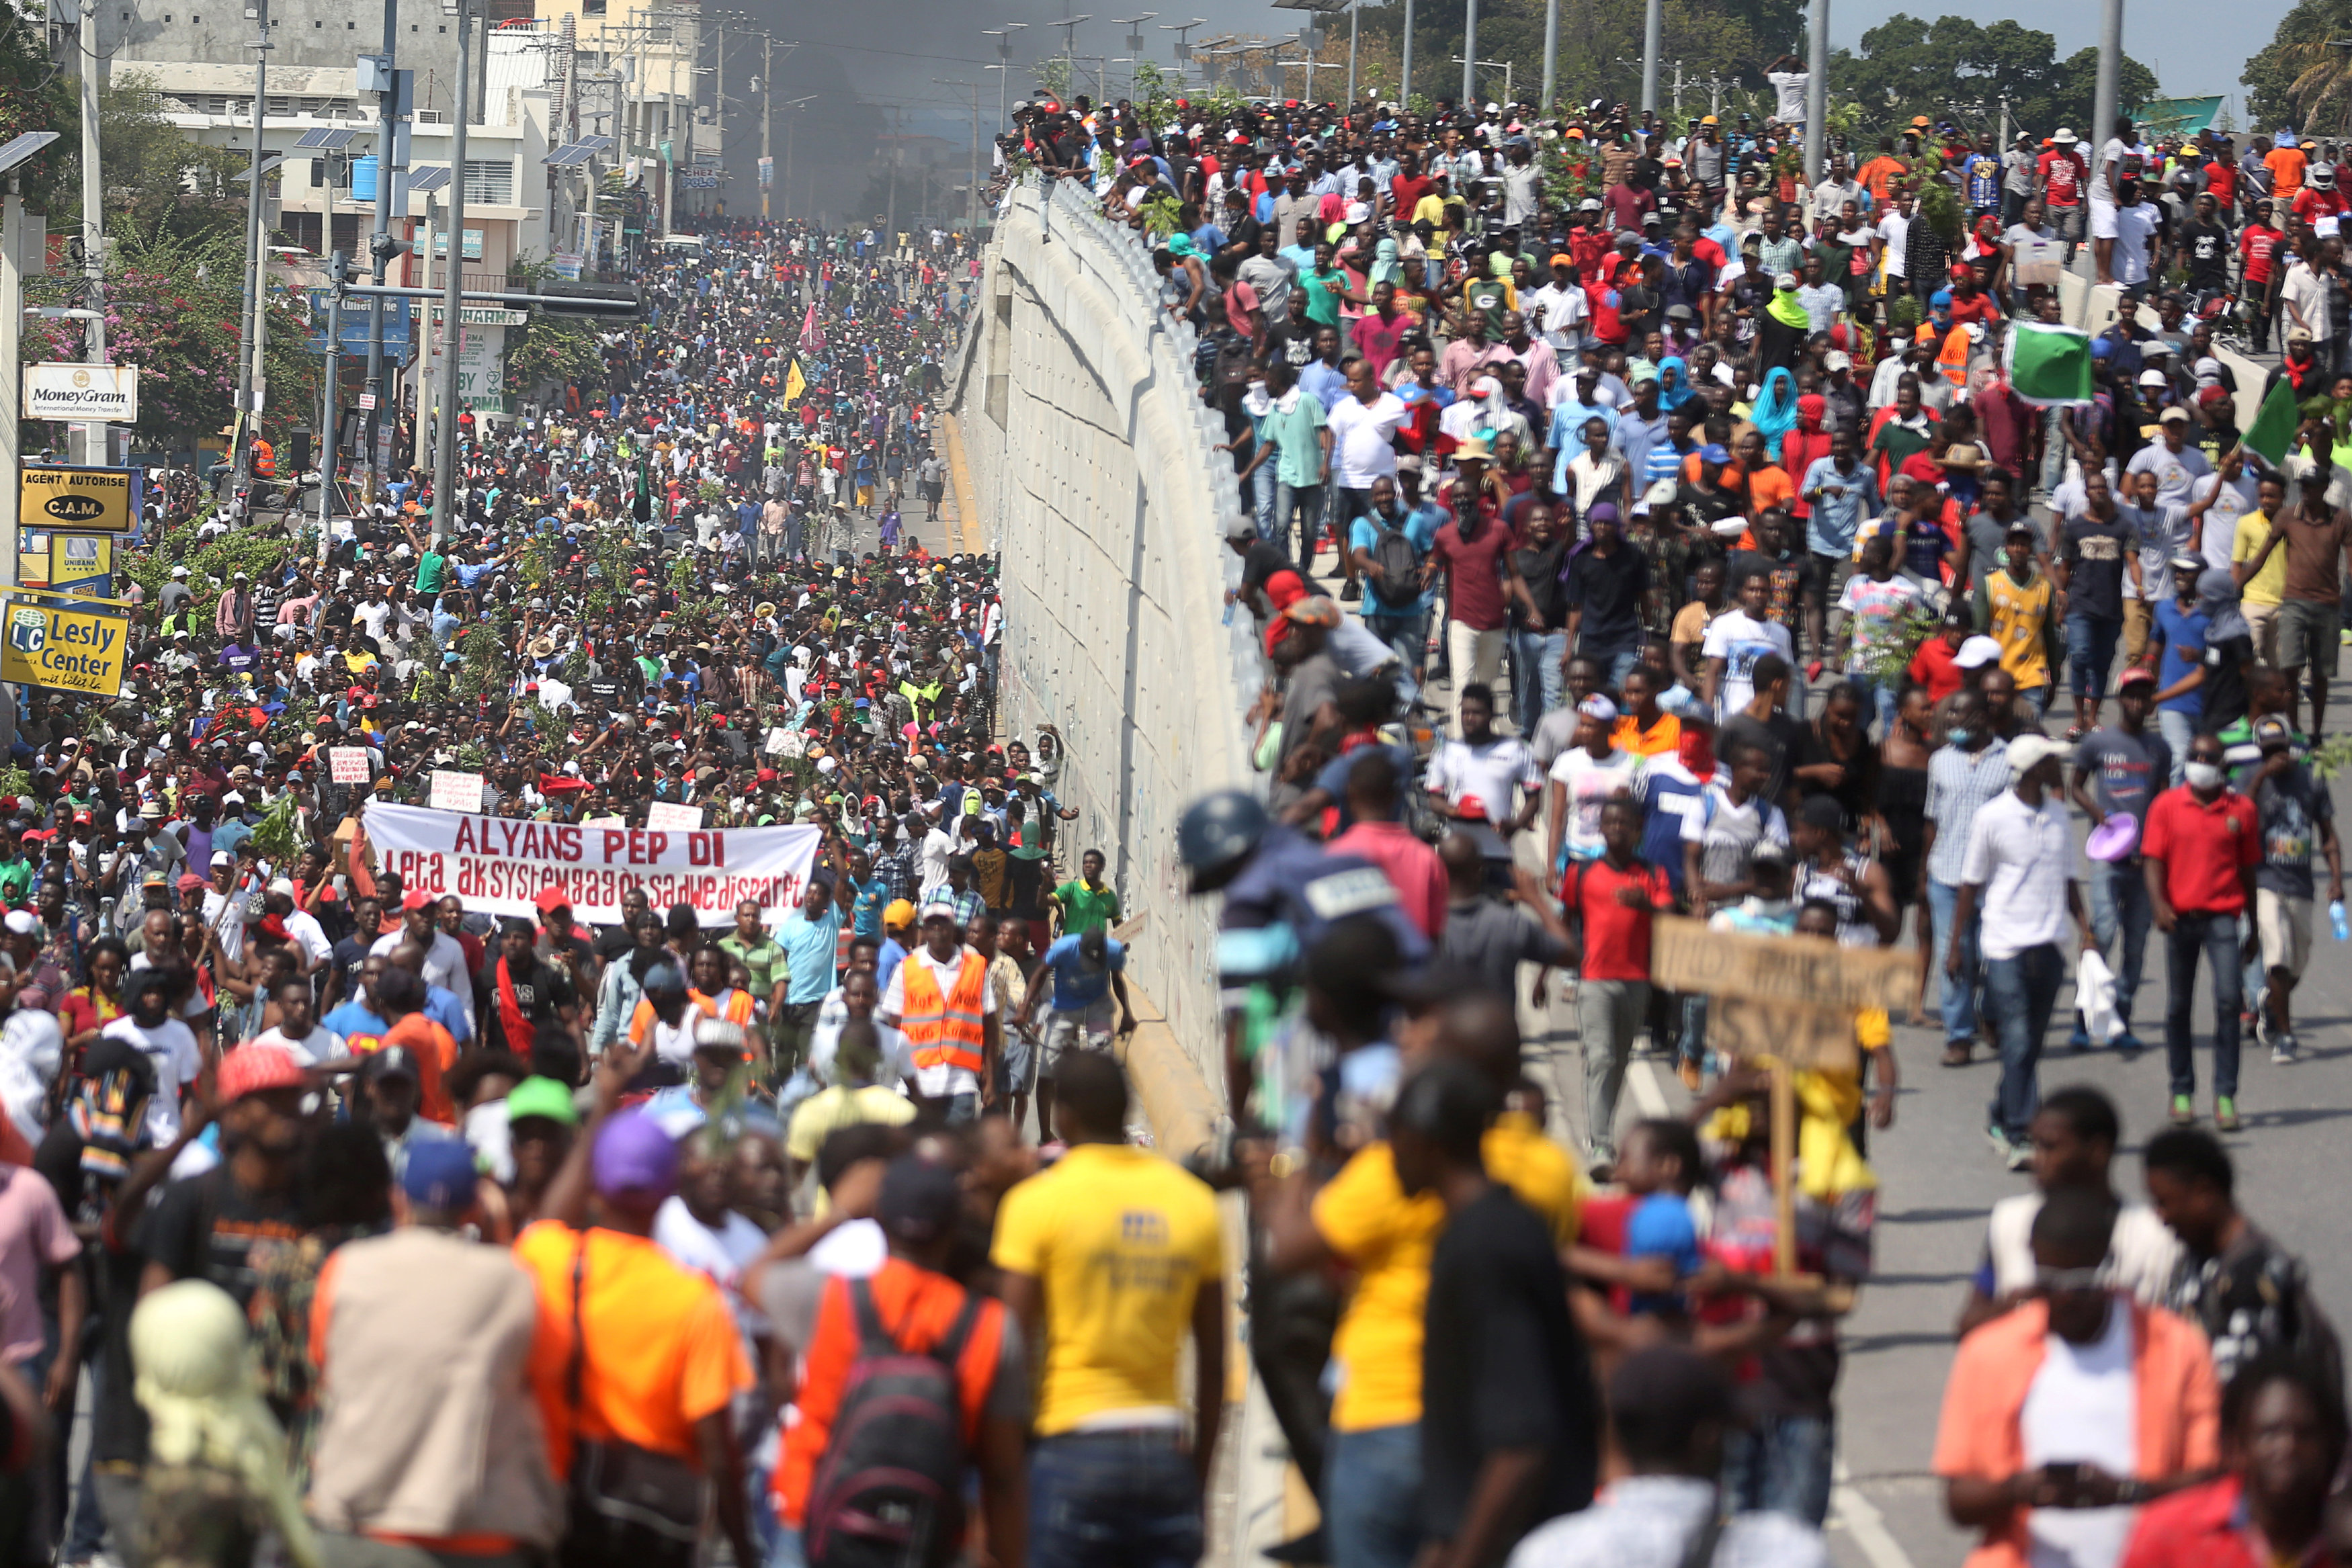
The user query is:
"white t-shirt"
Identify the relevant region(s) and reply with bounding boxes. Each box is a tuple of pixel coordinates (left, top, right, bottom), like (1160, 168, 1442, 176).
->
(1766, 69, 1808, 122)
(2019, 1299, 2138, 1568)
(1548, 747, 1641, 863)
(1702, 609, 1795, 720)
(1877, 212, 1910, 277)
(2112, 203, 2160, 286)
(100, 1014, 204, 1143)
(917, 827, 958, 893)
(1326, 393, 1409, 489)
(2091, 137, 2130, 206)
(654, 1195, 775, 1348)
(253, 1024, 339, 1065)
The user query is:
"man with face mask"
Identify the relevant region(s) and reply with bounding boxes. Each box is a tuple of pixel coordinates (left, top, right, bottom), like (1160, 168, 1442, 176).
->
(2141, 732, 2262, 1132)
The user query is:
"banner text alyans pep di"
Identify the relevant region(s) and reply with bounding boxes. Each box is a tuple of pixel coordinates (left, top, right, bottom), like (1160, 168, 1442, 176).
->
(361, 803, 822, 926)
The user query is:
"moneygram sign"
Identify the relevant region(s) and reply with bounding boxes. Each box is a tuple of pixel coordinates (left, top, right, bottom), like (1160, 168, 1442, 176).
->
(23, 363, 138, 423)
(0, 601, 127, 697)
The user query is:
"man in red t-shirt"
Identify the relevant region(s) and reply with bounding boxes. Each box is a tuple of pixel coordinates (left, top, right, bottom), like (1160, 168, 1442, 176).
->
(2140, 729, 2261, 1129)
(1427, 443, 1519, 734)
(2239, 206, 2285, 351)
(1562, 797, 1673, 1168)
(1390, 151, 1434, 220)
(2037, 136, 2089, 251)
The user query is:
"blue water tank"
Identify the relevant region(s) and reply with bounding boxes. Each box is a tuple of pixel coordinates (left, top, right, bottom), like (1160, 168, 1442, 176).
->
(351, 155, 378, 201)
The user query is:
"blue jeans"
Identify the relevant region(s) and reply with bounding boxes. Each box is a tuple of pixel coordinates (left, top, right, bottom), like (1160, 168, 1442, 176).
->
(1248, 460, 1277, 538)
(1366, 611, 1428, 704)
(1325, 1423, 1422, 1568)
(1927, 878, 1983, 1046)
(1722, 1411, 1835, 1526)
(2066, 613, 2122, 701)
(2085, 859, 2153, 1035)
(1577, 635, 1642, 693)
(1029, 1430, 1203, 1568)
(1985, 943, 2065, 1141)
(1271, 480, 1325, 573)
(1509, 627, 1568, 730)
(2165, 911, 2244, 1099)
(2156, 708, 2195, 785)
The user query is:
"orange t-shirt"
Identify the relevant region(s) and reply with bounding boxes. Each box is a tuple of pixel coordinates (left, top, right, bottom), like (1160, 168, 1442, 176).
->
(774, 1256, 1007, 1528)
(382, 1012, 460, 1126)
(1742, 462, 1796, 519)
(513, 1221, 753, 1472)
(2267, 144, 2308, 201)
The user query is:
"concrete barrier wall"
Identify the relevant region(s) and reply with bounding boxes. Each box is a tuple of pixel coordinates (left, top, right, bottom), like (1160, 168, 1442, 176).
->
(952, 175, 1263, 1111)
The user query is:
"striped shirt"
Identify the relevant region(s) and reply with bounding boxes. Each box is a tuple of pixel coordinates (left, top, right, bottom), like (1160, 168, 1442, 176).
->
(1924, 738, 2013, 887)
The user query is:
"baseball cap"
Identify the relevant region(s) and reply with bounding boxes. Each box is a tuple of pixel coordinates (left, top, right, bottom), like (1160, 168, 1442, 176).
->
(877, 1154, 964, 1244)
(1954, 635, 2005, 669)
(2255, 714, 2296, 749)
(505, 1076, 581, 1127)
(2009, 734, 2066, 777)
(532, 885, 573, 915)
(400, 889, 433, 912)
(1698, 443, 1732, 465)
(361, 1045, 419, 1084)
(1824, 350, 1852, 372)
(591, 1110, 679, 1201)
(401, 1139, 480, 1211)
(919, 897, 960, 923)
(217, 1043, 308, 1101)
(2117, 665, 2158, 690)
(883, 898, 917, 928)
(2158, 405, 2191, 423)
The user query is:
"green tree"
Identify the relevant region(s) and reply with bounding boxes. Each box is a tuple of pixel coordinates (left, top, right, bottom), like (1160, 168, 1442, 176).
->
(85, 73, 252, 244)
(2244, 0, 2352, 132)
(1829, 15, 2156, 145)
(1356, 0, 1788, 114)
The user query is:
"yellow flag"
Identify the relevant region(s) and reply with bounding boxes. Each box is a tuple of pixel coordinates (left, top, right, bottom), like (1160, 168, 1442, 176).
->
(783, 358, 807, 406)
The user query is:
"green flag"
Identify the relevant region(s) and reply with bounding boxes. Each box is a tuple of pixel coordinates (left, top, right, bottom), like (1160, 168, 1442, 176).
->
(2001, 323, 2093, 407)
(2242, 374, 2302, 466)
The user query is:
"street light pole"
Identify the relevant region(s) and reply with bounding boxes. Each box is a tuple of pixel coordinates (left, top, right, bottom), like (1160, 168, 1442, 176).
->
(1460, 0, 1476, 105)
(1804, 0, 1826, 180)
(430, 0, 470, 546)
(76, 0, 106, 469)
(1540, 0, 1557, 110)
(235, 0, 273, 492)
(361, 0, 401, 503)
(760, 34, 771, 217)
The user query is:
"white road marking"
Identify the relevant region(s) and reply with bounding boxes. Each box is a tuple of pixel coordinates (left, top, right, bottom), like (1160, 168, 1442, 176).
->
(1831, 1460, 1917, 1568)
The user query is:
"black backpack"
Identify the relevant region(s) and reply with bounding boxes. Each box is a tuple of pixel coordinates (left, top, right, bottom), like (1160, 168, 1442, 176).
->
(1368, 518, 1421, 607)
(802, 1278, 982, 1568)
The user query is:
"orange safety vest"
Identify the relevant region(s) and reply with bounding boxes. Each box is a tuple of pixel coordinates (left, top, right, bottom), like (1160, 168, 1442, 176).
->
(251, 438, 276, 478)
(899, 951, 986, 1077)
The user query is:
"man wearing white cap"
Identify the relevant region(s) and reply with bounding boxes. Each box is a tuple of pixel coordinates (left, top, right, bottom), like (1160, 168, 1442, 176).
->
(1945, 732, 2091, 1168)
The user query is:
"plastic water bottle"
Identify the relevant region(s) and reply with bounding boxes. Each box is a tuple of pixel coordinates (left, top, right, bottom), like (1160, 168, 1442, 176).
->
(2333, 901, 2349, 943)
(1222, 598, 1235, 627)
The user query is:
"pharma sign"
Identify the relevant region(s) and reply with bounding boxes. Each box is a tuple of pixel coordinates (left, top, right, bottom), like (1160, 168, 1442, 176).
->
(19, 465, 140, 533)
(23, 364, 138, 423)
(0, 599, 128, 697)
(363, 802, 821, 926)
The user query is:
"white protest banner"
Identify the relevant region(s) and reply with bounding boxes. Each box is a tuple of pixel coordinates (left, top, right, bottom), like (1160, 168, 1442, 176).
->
(363, 801, 821, 925)
(429, 770, 485, 812)
(645, 800, 704, 830)
(327, 747, 372, 784)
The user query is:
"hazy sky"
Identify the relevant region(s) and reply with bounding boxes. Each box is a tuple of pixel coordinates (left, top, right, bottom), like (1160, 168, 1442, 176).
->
(876, 0, 2290, 137)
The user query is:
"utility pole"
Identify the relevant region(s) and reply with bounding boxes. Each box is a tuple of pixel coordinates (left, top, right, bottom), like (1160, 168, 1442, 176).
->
(1804, 0, 1826, 180)
(1459, 0, 1476, 105)
(1671, 60, 1685, 118)
(1640, 0, 1661, 114)
(1399, 0, 1413, 105)
(76, 0, 106, 469)
(360, 3, 404, 505)
(1540, 0, 1557, 111)
(430, 0, 471, 546)
(760, 35, 771, 218)
(2092, 0, 2122, 178)
(1346, 0, 1357, 105)
(235, 0, 273, 492)
(710, 13, 723, 214)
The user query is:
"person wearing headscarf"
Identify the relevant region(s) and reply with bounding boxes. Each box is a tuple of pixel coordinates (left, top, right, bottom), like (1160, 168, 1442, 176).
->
(1656, 355, 1697, 414)
(1750, 367, 1802, 464)
(1758, 272, 1811, 380)
(1368, 235, 1403, 288)
(131, 1280, 324, 1568)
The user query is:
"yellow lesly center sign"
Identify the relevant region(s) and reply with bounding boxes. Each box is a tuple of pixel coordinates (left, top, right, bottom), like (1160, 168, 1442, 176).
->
(1, 601, 127, 697)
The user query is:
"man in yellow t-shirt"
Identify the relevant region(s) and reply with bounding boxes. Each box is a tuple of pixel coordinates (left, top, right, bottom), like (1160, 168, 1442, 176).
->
(1255, 992, 1582, 1568)
(992, 1052, 1225, 1565)
(2231, 474, 2291, 663)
